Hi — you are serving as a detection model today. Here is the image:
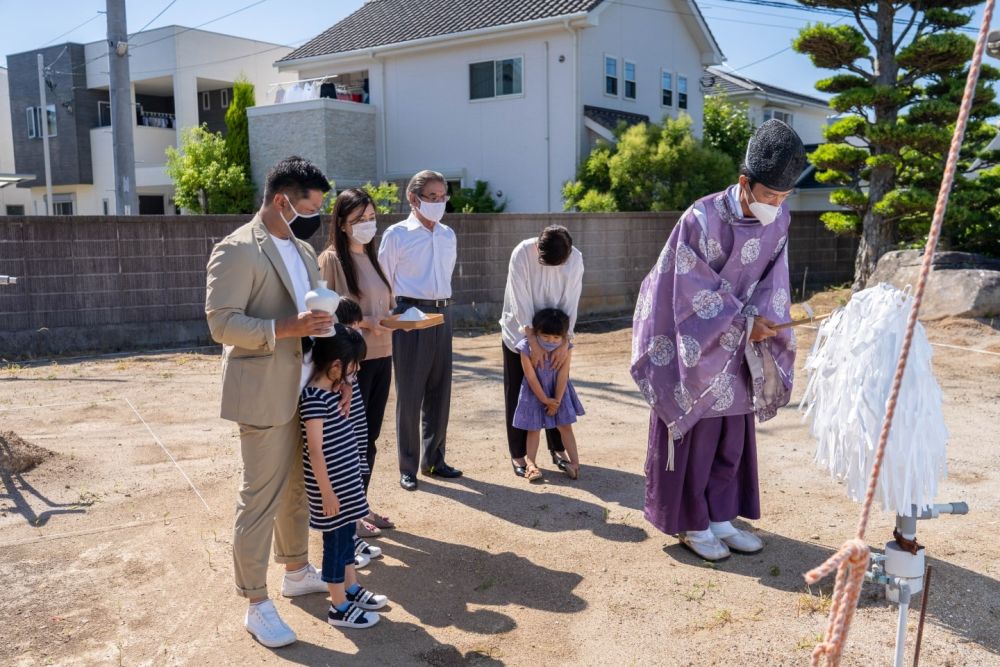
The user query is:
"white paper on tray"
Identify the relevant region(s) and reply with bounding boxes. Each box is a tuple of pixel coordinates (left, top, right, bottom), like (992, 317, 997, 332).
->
(398, 307, 426, 322)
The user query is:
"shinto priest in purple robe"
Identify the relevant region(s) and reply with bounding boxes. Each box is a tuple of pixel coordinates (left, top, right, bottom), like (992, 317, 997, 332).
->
(630, 120, 806, 558)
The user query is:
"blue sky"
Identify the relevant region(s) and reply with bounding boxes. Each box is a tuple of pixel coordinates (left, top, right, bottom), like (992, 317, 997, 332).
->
(0, 0, 995, 101)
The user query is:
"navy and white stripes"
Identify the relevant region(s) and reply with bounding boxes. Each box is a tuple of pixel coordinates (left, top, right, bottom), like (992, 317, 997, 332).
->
(299, 386, 370, 532)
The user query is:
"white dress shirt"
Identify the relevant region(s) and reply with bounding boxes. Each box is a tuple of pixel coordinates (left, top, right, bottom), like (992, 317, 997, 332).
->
(271, 234, 313, 389)
(500, 238, 584, 352)
(378, 214, 457, 301)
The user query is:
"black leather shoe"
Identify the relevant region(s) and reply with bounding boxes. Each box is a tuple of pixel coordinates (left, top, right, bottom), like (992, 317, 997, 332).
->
(551, 452, 568, 471)
(399, 474, 418, 491)
(423, 463, 463, 479)
(511, 460, 527, 478)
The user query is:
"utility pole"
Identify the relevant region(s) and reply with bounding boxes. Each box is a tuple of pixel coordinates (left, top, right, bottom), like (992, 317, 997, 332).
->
(36, 54, 54, 215)
(106, 0, 138, 215)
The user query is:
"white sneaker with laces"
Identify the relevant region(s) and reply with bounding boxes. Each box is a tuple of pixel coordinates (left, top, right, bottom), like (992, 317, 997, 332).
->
(679, 528, 731, 561)
(710, 521, 764, 554)
(281, 564, 328, 597)
(244, 599, 296, 648)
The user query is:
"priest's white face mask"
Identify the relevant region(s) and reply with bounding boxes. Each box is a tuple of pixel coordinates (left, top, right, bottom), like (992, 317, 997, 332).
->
(741, 179, 789, 226)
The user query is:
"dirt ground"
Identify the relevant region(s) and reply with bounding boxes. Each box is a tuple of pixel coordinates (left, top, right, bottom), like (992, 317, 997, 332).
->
(2, 297, 999, 666)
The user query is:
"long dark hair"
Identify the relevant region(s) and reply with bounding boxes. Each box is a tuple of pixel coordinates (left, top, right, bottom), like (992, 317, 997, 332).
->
(309, 324, 367, 385)
(326, 188, 391, 299)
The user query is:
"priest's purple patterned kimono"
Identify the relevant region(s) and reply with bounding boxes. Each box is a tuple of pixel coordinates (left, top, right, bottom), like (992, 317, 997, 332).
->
(631, 184, 796, 535)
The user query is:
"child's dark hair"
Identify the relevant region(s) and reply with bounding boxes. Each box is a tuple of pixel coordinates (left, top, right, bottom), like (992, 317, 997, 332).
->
(309, 324, 367, 383)
(335, 297, 363, 327)
(532, 308, 570, 337)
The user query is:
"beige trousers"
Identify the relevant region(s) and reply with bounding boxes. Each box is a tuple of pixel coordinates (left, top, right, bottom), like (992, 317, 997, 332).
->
(232, 416, 309, 598)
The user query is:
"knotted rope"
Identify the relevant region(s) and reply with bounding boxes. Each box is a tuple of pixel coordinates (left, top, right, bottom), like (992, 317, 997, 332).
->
(803, 2, 996, 664)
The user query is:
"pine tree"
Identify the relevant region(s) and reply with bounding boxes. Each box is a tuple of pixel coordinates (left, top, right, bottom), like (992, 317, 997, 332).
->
(793, 0, 1000, 288)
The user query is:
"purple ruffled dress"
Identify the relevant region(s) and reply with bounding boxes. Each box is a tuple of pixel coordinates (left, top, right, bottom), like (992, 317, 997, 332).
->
(512, 338, 585, 430)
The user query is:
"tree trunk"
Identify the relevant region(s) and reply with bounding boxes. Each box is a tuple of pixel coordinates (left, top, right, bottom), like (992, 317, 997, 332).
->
(853, 0, 900, 292)
(853, 166, 898, 290)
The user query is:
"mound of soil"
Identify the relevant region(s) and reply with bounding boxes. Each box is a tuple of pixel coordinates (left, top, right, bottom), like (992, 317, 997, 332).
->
(0, 431, 54, 475)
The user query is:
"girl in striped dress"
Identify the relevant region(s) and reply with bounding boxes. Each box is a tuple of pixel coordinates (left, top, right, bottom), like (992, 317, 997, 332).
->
(299, 325, 389, 629)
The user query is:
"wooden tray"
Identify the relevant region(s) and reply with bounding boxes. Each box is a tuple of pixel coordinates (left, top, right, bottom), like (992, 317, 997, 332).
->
(380, 313, 445, 330)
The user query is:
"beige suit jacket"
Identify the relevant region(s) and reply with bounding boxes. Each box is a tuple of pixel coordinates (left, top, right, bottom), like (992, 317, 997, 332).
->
(205, 215, 320, 426)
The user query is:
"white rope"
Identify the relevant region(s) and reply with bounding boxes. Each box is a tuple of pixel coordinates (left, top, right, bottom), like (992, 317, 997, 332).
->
(0, 397, 119, 412)
(123, 397, 213, 516)
(0, 514, 191, 548)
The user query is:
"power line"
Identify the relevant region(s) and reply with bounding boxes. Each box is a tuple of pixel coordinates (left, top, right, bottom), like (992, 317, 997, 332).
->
(128, 0, 273, 53)
(41, 12, 104, 46)
(126, 36, 310, 76)
(711, 0, 979, 35)
(49, 0, 275, 75)
(614, 0, 979, 35)
(129, 0, 178, 38)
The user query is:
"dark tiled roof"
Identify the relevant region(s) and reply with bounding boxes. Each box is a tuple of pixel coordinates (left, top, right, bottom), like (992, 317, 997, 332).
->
(704, 66, 829, 109)
(279, 0, 606, 62)
(795, 144, 834, 189)
(584, 105, 649, 132)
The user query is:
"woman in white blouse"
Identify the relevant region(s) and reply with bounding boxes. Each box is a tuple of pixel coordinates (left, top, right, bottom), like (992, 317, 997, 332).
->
(499, 226, 584, 477)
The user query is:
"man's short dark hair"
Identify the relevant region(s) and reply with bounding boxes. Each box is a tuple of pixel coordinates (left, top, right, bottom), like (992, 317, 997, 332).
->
(264, 156, 331, 202)
(334, 297, 363, 326)
(537, 225, 573, 266)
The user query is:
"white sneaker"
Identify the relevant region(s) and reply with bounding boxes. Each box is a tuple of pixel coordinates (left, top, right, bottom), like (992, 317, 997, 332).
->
(281, 564, 328, 597)
(710, 521, 764, 554)
(678, 528, 731, 561)
(244, 599, 296, 647)
(328, 603, 380, 629)
(354, 552, 371, 568)
(355, 538, 382, 559)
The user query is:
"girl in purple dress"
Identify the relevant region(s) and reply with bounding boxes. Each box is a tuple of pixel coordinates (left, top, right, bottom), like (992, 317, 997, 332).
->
(512, 308, 585, 481)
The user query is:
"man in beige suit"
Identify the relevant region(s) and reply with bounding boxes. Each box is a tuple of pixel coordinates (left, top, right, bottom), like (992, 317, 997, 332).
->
(206, 156, 333, 647)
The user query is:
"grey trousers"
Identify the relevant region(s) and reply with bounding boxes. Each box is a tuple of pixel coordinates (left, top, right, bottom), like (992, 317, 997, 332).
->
(392, 303, 453, 476)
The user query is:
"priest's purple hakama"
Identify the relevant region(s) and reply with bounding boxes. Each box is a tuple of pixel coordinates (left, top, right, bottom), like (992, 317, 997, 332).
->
(631, 185, 796, 535)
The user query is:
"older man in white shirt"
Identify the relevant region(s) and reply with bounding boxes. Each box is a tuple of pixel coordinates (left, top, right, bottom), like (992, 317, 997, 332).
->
(378, 170, 461, 491)
(499, 225, 584, 477)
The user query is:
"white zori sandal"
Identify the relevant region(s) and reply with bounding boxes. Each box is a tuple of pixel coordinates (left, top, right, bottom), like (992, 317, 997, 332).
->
(678, 528, 731, 561)
(710, 521, 764, 555)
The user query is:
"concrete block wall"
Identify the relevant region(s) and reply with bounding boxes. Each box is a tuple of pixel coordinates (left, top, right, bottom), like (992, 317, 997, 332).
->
(0, 211, 855, 359)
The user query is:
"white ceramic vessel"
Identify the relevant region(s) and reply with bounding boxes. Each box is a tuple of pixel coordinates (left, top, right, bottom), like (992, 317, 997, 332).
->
(305, 280, 340, 337)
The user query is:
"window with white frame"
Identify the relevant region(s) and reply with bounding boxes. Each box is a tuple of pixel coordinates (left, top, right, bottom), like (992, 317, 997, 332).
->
(661, 70, 673, 107)
(763, 108, 794, 126)
(678, 75, 688, 110)
(624, 61, 636, 100)
(25, 104, 56, 139)
(221, 88, 230, 108)
(604, 55, 618, 96)
(469, 57, 523, 100)
(201, 91, 210, 110)
(51, 194, 74, 215)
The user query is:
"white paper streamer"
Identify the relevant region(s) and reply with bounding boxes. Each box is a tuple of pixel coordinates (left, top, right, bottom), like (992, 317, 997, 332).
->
(800, 283, 948, 516)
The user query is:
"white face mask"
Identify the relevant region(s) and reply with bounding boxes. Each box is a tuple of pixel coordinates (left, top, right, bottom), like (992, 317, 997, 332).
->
(350, 219, 377, 244)
(745, 185, 781, 226)
(416, 199, 446, 223)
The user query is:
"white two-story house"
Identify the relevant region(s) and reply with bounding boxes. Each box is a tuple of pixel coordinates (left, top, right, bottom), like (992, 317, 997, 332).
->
(6, 26, 293, 215)
(249, 0, 723, 213)
(703, 66, 837, 210)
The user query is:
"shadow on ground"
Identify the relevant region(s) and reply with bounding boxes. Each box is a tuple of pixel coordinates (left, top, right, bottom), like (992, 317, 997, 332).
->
(662, 526, 1000, 657)
(288, 529, 584, 665)
(418, 474, 648, 543)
